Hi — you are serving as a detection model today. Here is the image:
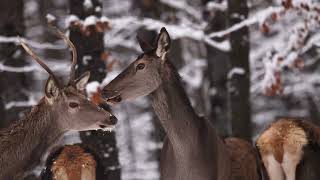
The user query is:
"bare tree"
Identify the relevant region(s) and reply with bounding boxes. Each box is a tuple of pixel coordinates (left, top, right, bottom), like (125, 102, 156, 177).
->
(0, 0, 30, 128)
(202, 0, 230, 137)
(227, 0, 252, 141)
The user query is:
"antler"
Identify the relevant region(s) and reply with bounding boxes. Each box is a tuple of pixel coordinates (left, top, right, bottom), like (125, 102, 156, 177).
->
(19, 37, 60, 87)
(51, 26, 77, 85)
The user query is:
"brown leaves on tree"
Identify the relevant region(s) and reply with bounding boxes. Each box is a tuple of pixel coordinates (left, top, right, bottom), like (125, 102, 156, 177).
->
(265, 71, 283, 96)
(67, 17, 111, 37)
(281, 0, 293, 10)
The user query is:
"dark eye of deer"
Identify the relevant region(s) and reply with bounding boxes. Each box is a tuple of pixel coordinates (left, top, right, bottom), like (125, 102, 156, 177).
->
(136, 63, 145, 70)
(69, 102, 79, 108)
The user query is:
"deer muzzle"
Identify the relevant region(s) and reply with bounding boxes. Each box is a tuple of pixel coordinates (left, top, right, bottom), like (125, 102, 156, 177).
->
(102, 90, 122, 105)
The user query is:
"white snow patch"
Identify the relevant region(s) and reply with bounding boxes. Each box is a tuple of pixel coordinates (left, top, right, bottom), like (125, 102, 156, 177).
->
(83, 0, 93, 9)
(227, 67, 246, 79)
(65, 14, 80, 27)
(83, 15, 98, 27)
(46, 13, 56, 23)
(86, 81, 101, 96)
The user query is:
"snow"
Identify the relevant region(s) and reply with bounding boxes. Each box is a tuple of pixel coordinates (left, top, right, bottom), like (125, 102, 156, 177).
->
(83, 0, 93, 10)
(208, 6, 284, 38)
(95, 6, 102, 12)
(179, 59, 207, 88)
(86, 81, 101, 96)
(83, 15, 98, 27)
(227, 67, 246, 79)
(5, 95, 37, 110)
(206, 1, 227, 11)
(100, 16, 109, 23)
(46, 14, 56, 23)
(65, 14, 80, 27)
(160, 0, 202, 21)
(0, 36, 66, 50)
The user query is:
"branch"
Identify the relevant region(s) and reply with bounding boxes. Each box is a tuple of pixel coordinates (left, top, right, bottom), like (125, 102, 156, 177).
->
(0, 36, 66, 50)
(208, 6, 284, 38)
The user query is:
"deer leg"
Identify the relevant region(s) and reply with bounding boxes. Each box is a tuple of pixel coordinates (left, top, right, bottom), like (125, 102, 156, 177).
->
(262, 154, 285, 180)
(282, 151, 302, 180)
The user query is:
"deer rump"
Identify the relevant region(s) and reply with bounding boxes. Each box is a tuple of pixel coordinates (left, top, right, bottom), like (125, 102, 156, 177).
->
(257, 118, 320, 180)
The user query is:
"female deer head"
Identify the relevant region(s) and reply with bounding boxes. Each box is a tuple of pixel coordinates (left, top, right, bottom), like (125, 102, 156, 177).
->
(102, 27, 171, 104)
(20, 28, 117, 131)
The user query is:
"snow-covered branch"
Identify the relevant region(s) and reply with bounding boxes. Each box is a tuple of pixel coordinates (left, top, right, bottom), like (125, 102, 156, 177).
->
(0, 36, 66, 50)
(208, 6, 284, 38)
(0, 61, 70, 73)
(5, 95, 37, 110)
(160, 0, 202, 21)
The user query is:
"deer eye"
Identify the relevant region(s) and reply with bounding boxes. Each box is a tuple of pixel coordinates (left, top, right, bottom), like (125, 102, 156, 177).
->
(136, 63, 145, 70)
(69, 102, 79, 108)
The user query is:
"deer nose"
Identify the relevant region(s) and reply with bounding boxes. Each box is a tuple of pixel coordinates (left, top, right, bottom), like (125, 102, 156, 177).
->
(109, 115, 118, 125)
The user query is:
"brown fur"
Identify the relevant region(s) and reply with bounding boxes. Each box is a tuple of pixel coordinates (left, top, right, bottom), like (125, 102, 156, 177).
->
(256, 118, 309, 163)
(256, 118, 320, 180)
(51, 145, 96, 180)
(225, 137, 260, 180)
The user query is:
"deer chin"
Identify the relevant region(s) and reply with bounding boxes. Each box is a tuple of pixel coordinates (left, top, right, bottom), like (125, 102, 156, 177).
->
(99, 124, 115, 132)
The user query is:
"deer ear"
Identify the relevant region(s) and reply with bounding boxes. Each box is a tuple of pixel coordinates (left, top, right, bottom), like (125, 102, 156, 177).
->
(45, 76, 60, 103)
(137, 35, 154, 52)
(75, 71, 90, 91)
(155, 27, 171, 61)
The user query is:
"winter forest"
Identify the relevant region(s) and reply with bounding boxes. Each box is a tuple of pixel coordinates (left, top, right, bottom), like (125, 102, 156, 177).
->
(0, 0, 320, 179)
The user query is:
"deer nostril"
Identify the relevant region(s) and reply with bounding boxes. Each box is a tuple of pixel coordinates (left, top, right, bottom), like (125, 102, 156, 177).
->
(115, 96, 122, 102)
(109, 115, 118, 125)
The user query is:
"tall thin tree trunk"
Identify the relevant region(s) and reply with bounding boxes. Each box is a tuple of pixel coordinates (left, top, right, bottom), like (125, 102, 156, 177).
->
(202, 0, 230, 137)
(227, 0, 252, 141)
(0, 0, 29, 128)
(68, 0, 121, 179)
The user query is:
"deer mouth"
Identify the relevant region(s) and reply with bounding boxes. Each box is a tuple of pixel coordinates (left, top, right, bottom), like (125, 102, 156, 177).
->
(106, 95, 122, 105)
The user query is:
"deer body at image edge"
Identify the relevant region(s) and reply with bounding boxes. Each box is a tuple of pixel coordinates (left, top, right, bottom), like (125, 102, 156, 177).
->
(256, 118, 320, 180)
(103, 28, 260, 180)
(0, 29, 117, 180)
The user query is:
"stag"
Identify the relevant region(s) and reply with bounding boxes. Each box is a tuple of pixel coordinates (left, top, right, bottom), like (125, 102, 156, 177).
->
(102, 27, 260, 180)
(0, 28, 117, 180)
(256, 117, 320, 180)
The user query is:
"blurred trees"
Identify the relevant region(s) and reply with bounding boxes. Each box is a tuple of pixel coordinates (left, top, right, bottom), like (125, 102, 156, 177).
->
(227, 0, 252, 140)
(68, 0, 121, 179)
(0, 0, 30, 128)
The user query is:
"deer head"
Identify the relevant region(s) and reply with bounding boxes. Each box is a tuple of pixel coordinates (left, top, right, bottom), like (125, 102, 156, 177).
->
(20, 28, 117, 131)
(102, 27, 171, 104)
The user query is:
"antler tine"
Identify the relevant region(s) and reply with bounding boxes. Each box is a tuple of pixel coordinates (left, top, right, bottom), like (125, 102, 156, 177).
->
(18, 37, 60, 87)
(51, 26, 77, 85)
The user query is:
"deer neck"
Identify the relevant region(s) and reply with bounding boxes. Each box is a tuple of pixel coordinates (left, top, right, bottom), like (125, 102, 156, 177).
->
(0, 99, 65, 178)
(150, 62, 201, 150)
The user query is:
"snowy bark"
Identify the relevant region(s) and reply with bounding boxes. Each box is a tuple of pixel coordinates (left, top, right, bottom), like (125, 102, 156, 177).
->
(203, 0, 231, 137)
(227, 0, 252, 141)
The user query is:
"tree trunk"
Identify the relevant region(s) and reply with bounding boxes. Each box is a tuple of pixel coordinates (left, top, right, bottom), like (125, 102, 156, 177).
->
(227, 0, 252, 141)
(0, 0, 30, 128)
(68, 0, 121, 179)
(202, 0, 230, 137)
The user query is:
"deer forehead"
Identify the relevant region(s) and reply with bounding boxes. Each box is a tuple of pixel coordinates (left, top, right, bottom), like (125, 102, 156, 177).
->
(64, 87, 85, 96)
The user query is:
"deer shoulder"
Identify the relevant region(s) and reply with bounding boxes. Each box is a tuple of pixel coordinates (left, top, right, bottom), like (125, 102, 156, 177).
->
(224, 137, 260, 180)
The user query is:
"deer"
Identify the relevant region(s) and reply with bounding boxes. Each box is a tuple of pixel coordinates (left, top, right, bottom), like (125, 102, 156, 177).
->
(256, 117, 320, 180)
(0, 28, 118, 180)
(102, 27, 260, 180)
(51, 145, 96, 180)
